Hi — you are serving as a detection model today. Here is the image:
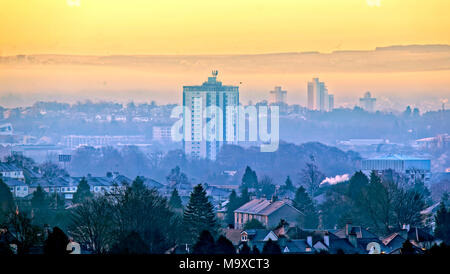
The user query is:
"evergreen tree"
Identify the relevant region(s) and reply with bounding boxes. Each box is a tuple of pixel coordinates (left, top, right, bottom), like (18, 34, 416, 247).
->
(215, 235, 236, 254)
(252, 245, 260, 254)
(262, 239, 281, 254)
(241, 166, 258, 190)
(283, 176, 295, 192)
(183, 184, 218, 243)
(434, 203, 450, 245)
(44, 227, 69, 255)
(31, 185, 50, 225)
(347, 171, 369, 201)
(240, 242, 250, 254)
(259, 176, 276, 198)
(240, 187, 250, 205)
(169, 188, 183, 209)
(293, 186, 318, 229)
(72, 177, 93, 204)
(400, 240, 415, 254)
(192, 230, 216, 254)
(49, 192, 66, 210)
(111, 231, 150, 254)
(225, 190, 240, 226)
(131, 176, 146, 193)
(31, 185, 48, 209)
(0, 179, 15, 223)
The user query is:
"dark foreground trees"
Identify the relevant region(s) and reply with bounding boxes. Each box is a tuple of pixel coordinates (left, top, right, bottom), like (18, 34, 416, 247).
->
(183, 184, 218, 243)
(320, 170, 428, 235)
(192, 230, 236, 254)
(68, 177, 184, 254)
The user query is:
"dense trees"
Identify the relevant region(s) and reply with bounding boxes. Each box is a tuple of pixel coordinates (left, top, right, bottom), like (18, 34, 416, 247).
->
(69, 177, 184, 254)
(215, 235, 236, 254)
(225, 190, 240, 226)
(243, 219, 265, 230)
(69, 196, 115, 254)
(241, 166, 258, 190)
(6, 212, 43, 254)
(320, 170, 428, 235)
(262, 239, 281, 254)
(44, 227, 69, 255)
(72, 177, 92, 204)
(111, 231, 149, 254)
(183, 184, 218, 243)
(0, 179, 15, 223)
(192, 230, 216, 254)
(434, 202, 450, 244)
(192, 230, 236, 254)
(293, 186, 319, 229)
(169, 188, 183, 210)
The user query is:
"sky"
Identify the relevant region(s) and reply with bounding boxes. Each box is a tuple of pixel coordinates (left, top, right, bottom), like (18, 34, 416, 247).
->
(1, 0, 449, 55)
(0, 0, 449, 110)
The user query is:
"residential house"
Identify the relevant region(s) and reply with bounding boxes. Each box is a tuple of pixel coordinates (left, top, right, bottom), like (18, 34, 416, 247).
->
(240, 229, 279, 252)
(3, 178, 29, 198)
(234, 198, 302, 229)
(0, 163, 24, 181)
(382, 225, 436, 253)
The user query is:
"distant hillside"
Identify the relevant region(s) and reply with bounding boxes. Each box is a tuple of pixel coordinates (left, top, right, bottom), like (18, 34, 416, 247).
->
(1, 44, 450, 73)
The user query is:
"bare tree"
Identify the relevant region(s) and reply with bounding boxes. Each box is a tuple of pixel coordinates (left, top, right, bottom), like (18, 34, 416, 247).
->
(68, 196, 116, 254)
(299, 156, 325, 197)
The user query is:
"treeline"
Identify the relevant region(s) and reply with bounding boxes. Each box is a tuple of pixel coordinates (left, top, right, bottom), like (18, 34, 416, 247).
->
(68, 142, 359, 186)
(0, 176, 227, 254)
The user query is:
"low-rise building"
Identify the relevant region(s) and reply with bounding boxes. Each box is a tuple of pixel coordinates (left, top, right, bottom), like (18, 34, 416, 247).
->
(361, 154, 431, 183)
(234, 198, 302, 229)
(0, 163, 24, 180)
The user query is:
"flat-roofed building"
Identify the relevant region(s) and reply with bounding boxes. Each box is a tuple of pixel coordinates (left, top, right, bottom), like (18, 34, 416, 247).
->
(361, 154, 431, 183)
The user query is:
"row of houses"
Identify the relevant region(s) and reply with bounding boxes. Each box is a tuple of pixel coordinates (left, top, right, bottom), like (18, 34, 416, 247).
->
(0, 162, 136, 201)
(1, 173, 133, 200)
(222, 223, 439, 254)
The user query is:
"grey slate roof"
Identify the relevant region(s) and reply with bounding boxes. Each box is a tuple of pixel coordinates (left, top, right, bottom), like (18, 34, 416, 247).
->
(235, 198, 302, 216)
(0, 163, 22, 172)
(333, 226, 379, 239)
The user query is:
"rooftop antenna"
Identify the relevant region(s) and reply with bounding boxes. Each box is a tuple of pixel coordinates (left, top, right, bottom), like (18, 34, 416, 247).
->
(212, 70, 218, 77)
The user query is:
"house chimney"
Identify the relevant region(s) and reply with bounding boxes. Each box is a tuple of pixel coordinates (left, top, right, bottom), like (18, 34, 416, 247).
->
(306, 236, 313, 247)
(345, 221, 353, 236)
(324, 234, 330, 247)
(348, 232, 357, 248)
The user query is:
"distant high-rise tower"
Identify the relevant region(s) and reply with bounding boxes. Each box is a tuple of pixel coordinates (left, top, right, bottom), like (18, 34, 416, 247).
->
(269, 86, 287, 105)
(359, 91, 376, 112)
(328, 94, 334, 111)
(183, 71, 239, 160)
(307, 78, 333, 111)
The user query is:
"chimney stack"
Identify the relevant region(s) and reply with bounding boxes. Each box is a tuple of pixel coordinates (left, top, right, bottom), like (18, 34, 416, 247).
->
(307, 236, 313, 247)
(324, 234, 330, 247)
(348, 232, 357, 248)
(345, 222, 353, 236)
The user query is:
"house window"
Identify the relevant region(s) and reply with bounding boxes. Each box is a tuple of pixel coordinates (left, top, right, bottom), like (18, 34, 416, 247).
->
(241, 235, 248, 242)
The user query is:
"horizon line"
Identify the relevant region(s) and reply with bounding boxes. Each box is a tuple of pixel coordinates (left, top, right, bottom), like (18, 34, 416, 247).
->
(2, 44, 450, 58)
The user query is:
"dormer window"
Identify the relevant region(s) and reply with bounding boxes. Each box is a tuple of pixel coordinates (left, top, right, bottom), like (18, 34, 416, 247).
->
(241, 234, 248, 242)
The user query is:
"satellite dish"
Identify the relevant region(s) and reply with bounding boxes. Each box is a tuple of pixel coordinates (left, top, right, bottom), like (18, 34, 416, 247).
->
(366, 242, 381, 254)
(67, 241, 81, 254)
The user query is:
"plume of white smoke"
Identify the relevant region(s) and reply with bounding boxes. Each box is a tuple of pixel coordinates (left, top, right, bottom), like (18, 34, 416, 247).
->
(320, 174, 350, 187)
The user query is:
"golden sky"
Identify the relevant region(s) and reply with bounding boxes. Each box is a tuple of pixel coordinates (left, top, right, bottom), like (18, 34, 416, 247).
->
(1, 0, 449, 55)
